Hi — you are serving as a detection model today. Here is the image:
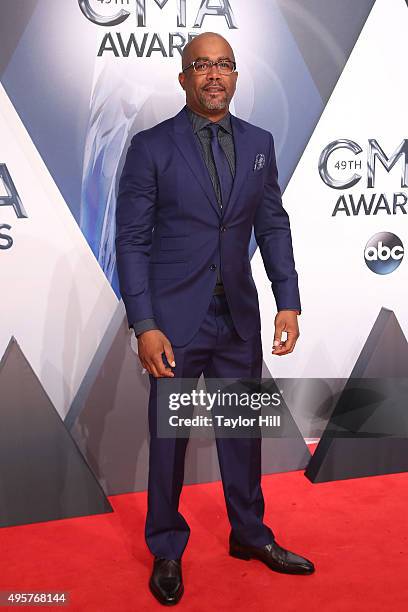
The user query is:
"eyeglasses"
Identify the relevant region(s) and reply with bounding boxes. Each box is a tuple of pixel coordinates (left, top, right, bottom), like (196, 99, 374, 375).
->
(183, 59, 237, 75)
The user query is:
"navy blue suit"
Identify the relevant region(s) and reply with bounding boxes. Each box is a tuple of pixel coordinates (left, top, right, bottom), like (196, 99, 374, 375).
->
(115, 105, 300, 559)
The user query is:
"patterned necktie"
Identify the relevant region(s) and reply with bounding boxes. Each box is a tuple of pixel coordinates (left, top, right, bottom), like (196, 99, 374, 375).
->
(207, 123, 233, 209)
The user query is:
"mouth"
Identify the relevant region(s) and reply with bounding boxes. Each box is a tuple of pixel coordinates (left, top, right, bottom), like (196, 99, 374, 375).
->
(203, 87, 225, 93)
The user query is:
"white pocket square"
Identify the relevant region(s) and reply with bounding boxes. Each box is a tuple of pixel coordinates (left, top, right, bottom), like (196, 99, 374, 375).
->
(253, 153, 265, 171)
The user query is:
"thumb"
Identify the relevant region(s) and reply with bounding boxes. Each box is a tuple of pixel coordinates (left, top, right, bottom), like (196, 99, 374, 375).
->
(274, 319, 285, 347)
(163, 341, 176, 368)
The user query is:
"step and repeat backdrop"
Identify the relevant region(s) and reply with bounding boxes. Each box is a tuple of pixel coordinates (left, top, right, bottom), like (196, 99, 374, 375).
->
(1, 0, 407, 526)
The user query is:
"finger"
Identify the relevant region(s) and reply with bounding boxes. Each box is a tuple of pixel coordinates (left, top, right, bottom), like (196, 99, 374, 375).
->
(138, 357, 147, 371)
(273, 322, 285, 349)
(147, 360, 161, 378)
(282, 330, 297, 353)
(272, 335, 298, 356)
(153, 354, 174, 378)
(272, 342, 287, 355)
(273, 343, 290, 356)
(163, 342, 176, 368)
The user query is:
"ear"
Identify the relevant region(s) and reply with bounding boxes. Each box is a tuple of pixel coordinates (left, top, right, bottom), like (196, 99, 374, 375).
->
(178, 73, 186, 90)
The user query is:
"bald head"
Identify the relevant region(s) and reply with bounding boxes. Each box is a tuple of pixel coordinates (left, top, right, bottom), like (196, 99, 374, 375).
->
(181, 32, 235, 70)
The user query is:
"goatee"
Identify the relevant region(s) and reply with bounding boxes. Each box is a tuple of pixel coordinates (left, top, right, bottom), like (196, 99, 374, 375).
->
(198, 91, 228, 110)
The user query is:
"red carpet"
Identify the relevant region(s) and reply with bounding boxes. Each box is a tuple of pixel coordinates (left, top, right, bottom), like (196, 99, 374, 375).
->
(2, 463, 408, 611)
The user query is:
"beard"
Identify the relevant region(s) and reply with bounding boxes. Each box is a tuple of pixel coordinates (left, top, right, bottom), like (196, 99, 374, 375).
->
(198, 89, 229, 110)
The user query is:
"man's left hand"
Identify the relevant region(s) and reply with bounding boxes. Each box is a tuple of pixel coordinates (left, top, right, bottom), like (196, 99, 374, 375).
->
(272, 310, 299, 356)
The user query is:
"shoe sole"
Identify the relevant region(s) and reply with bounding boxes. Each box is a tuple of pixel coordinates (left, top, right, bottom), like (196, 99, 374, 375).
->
(229, 548, 315, 575)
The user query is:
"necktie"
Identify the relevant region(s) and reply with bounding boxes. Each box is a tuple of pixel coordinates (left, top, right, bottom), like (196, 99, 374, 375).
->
(207, 123, 233, 209)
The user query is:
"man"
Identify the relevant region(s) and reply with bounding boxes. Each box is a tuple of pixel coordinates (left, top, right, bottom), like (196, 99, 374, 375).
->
(115, 31, 314, 606)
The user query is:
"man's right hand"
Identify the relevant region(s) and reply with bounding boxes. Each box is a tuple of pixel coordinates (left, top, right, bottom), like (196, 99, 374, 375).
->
(137, 330, 176, 378)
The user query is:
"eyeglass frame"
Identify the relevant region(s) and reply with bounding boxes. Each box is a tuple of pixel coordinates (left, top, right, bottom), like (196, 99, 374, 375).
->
(182, 58, 237, 74)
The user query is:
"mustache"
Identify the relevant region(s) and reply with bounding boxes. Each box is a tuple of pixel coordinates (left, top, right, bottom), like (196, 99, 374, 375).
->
(202, 85, 225, 90)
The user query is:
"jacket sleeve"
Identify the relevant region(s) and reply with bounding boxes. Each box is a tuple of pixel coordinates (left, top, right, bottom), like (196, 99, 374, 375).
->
(253, 132, 301, 313)
(115, 133, 157, 327)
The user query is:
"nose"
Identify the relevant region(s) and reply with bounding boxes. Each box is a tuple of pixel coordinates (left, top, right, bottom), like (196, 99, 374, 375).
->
(206, 63, 220, 78)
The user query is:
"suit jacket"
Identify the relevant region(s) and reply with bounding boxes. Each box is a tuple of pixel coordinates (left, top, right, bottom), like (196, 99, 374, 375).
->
(115, 105, 300, 347)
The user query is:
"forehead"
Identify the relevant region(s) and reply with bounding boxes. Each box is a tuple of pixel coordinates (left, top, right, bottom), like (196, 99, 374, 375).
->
(187, 36, 233, 60)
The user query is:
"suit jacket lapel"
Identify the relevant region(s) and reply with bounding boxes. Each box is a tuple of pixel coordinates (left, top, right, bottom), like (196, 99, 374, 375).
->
(221, 113, 252, 220)
(170, 107, 221, 217)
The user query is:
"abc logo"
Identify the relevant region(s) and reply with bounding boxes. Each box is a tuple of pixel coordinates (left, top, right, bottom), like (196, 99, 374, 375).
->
(364, 232, 404, 274)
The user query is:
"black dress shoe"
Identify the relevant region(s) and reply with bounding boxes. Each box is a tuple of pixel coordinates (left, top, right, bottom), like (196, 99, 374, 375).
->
(149, 557, 184, 606)
(229, 533, 315, 575)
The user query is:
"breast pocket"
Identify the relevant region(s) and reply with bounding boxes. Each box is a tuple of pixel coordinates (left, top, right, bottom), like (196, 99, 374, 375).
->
(246, 167, 266, 183)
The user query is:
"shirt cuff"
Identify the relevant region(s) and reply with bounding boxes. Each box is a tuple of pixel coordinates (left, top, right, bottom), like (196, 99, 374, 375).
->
(131, 318, 159, 337)
(279, 309, 300, 315)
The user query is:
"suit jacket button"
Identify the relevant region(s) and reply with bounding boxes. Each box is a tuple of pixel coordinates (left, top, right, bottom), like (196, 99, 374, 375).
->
(220, 225, 227, 232)
(209, 264, 217, 271)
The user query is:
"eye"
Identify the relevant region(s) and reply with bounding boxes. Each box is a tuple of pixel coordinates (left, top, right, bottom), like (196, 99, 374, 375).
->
(195, 61, 209, 72)
(218, 60, 235, 73)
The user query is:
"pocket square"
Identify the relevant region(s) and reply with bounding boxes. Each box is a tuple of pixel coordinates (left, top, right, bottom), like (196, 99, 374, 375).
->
(253, 153, 265, 171)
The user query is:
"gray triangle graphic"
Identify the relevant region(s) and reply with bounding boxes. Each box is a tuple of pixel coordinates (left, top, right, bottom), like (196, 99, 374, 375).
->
(260, 365, 312, 474)
(0, 338, 113, 527)
(350, 308, 408, 377)
(278, 0, 376, 102)
(276, 377, 346, 440)
(68, 301, 310, 495)
(0, 1, 37, 77)
(305, 308, 408, 482)
(67, 302, 151, 494)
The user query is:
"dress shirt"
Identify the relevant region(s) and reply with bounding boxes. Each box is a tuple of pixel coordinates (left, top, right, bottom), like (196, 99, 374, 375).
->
(185, 104, 235, 207)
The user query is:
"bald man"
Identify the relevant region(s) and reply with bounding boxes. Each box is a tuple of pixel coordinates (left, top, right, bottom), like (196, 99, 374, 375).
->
(116, 32, 314, 606)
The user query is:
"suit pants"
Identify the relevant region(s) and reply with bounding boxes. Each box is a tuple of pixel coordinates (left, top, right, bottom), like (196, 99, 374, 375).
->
(145, 293, 274, 559)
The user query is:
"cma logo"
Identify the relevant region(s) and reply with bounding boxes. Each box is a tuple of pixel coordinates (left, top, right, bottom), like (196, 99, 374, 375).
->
(78, 0, 237, 28)
(0, 164, 27, 250)
(319, 139, 408, 190)
(364, 232, 404, 275)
